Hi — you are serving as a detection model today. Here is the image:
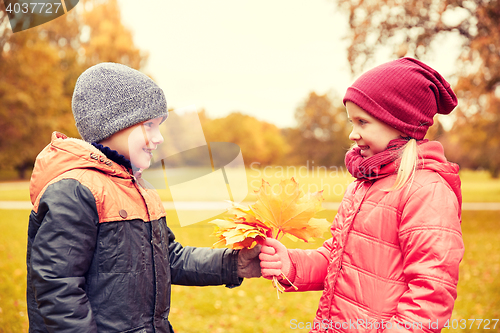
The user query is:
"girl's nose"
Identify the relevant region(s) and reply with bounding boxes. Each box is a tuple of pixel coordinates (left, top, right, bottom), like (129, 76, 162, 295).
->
(349, 128, 360, 141)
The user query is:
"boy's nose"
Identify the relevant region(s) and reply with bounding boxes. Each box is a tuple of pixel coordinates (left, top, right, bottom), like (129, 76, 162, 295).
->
(151, 130, 164, 145)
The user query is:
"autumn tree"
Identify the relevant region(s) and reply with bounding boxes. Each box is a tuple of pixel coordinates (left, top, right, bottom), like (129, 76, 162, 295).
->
(201, 111, 290, 166)
(0, 2, 70, 178)
(334, 0, 500, 176)
(0, 0, 148, 178)
(78, 0, 146, 69)
(286, 92, 351, 167)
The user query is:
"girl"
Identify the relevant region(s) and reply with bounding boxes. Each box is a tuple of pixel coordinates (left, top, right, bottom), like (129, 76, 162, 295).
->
(260, 57, 464, 333)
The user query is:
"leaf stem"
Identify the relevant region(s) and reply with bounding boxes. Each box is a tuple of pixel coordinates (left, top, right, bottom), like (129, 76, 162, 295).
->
(280, 271, 298, 291)
(275, 229, 282, 240)
(270, 270, 298, 299)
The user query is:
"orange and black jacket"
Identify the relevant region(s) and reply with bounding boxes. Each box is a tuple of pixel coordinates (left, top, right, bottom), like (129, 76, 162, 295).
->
(27, 132, 241, 333)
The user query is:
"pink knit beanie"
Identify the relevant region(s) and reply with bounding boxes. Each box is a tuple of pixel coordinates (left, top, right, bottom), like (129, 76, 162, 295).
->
(343, 57, 458, 140)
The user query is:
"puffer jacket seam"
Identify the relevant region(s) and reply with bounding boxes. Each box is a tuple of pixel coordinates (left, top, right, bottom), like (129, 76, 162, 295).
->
(342, 262, 407, 285)
(411, 178, 451, 191)
(358, 200, 400, 214)
(348, 230, 400, 249)
(78, 169, 105, 220)
(407, 276, 457, 290)
(34, 170, 105, 219)
(399, 226, 462, 238)
(398, 175, 456, 214)
(334, 291, 393, 319)
(33, 169, 84, 211)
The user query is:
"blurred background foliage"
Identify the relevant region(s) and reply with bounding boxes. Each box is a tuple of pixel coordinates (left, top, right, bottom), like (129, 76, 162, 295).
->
(1, 1, 500, 332)
(0, 0, 146, 178)
(334, 0, 500, 176)
(1, 0, 500, 179)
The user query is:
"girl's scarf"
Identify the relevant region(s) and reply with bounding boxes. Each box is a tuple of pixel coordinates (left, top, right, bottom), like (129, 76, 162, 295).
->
(345, 138, 427, 180)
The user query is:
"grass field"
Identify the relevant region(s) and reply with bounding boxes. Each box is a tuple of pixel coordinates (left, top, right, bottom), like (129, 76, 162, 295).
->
(0, 169, 499, 332)
(0, 207, 499, 332)
(2, 168, 500, 203)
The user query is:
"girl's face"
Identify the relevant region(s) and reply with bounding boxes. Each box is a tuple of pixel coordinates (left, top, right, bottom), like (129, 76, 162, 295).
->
(100, 116, 165, 170)
(346, 102, 403, 158)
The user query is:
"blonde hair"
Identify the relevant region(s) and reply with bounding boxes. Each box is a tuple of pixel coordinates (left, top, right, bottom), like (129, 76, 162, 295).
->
(386, 138, 419, 191)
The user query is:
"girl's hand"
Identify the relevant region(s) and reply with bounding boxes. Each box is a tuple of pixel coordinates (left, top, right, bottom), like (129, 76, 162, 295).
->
(259, 238, 291, 280)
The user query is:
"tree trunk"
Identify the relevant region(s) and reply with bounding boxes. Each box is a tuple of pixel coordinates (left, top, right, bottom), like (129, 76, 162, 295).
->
(16, 161, 31, 180)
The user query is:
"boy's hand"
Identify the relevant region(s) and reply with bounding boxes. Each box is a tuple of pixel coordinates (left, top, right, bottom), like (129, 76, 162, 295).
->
(237, 245, 262, 278)
(259, 238, 291, 280)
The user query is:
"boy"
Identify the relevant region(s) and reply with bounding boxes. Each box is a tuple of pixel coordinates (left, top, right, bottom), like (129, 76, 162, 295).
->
(26, 63, 260, 333)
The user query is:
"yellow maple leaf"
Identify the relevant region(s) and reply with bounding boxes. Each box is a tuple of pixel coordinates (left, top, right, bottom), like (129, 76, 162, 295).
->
(209, 178, 330, 297)
(209, 178, 330, 250)
(251, 178, 330, 241)
(225, 202, 272, 232)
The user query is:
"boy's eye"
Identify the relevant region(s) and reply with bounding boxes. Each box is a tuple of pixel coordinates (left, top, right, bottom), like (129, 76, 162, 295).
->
(144, 122, 153, 128)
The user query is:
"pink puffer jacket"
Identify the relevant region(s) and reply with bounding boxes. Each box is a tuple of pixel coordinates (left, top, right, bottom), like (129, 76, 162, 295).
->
(286, 141, 464, 333)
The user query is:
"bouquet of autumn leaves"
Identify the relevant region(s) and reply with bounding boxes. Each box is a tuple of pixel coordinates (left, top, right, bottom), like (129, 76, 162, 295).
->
(210, 178, 330, 296)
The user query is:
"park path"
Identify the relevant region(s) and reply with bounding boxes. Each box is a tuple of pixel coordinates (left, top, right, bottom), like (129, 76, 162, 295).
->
(1, 201, 500, 210)
(2, 181, 500, 210)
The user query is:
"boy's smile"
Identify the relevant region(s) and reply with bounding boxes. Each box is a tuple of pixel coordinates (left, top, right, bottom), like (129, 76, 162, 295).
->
(99, 116, 165, 170)
(128, 116, 165, 170)
(346, 102, 403, 158)
(143, 148, 154, 156)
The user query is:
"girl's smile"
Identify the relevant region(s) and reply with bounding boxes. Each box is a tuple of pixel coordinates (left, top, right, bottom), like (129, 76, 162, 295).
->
(345, 102, 403, 157)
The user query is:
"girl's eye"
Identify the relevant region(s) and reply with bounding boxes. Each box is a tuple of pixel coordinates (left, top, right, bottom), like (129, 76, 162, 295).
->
(359, 119, 367, 125)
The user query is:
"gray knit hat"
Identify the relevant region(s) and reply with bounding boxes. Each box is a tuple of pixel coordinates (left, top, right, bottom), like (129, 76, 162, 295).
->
(72, 62, 168, 143)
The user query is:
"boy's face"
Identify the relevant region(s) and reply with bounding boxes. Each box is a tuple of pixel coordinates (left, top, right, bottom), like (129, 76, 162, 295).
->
(346, 102, 403, 158)
(101, 116, 165, 170)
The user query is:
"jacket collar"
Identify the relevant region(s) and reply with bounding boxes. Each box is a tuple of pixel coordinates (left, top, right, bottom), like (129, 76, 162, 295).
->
(30, 132, 133, 204)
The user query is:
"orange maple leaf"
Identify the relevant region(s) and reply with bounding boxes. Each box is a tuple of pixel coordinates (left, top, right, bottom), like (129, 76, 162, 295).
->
(209, 178, 331, 297)
(210, 178, 330, 250)
(251, 178, 330, 241)
(210, 219, 267, 250)
(210, 204, 270, 249)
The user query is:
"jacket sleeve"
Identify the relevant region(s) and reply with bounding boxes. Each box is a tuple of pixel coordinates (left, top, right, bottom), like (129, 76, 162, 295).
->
(281, 238, 331, 292)
(30, 179, 99, 333)
(167, 228, 242, 288)
(383, 181, 464, 333)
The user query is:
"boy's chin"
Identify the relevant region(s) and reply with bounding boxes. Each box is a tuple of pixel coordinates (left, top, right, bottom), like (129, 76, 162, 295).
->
(130, 151, 153, 170)
(131, 159, 151, 171)
(137, 163, 151, 170)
